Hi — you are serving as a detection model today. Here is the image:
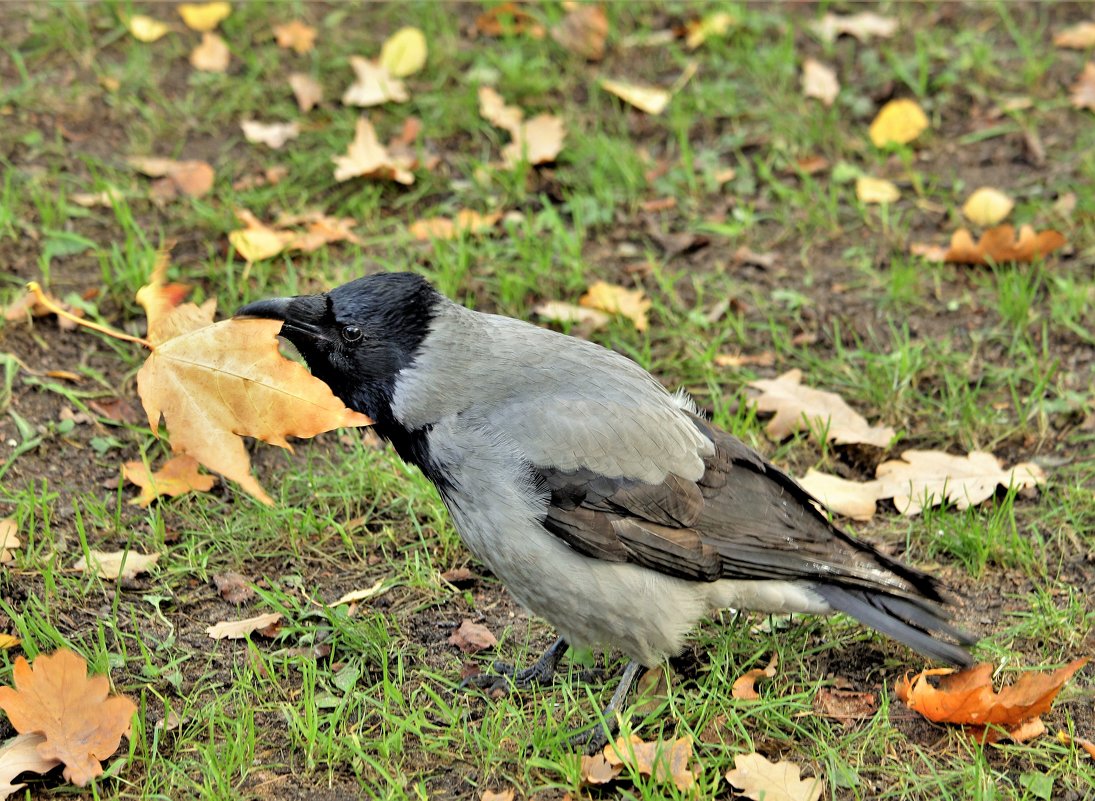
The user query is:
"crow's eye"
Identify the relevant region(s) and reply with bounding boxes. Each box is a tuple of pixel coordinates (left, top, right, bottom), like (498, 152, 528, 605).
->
(341, 325, 363, 343)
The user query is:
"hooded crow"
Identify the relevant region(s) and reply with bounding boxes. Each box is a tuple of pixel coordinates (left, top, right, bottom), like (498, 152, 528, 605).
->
(237, 272, 975, 739)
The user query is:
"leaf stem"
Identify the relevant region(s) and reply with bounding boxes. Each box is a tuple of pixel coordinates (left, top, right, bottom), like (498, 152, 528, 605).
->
(26, 282, 152, 349)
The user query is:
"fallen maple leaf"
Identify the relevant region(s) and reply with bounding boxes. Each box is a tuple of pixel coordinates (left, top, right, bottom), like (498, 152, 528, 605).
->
(409, 210, 501, 241)
(732, 653, 778, 700)
(856, 175, 900, 204)
(579, 281, 651, 332)
(288, 72, 323, 111)
(273, 20, 316, 54)
(1055, 21, 1095, 49)
(869, 98, 928, 147)
(342, 56, 408, 107)
(379, 26, 427, 77)
(685, 11, 735, 49)
(128, 156, 215, 198)
(206, 612, 283, 640)
(126, 15, 170, 43)
(897, 659, 1089, 743)
(190, 32, 230, 73)
(123, 454, 215, 506)
(0, 518, 15, 563)
(178, 2, 230, 32)
(0, 650, 136, 787)
(0, 635, 20, 651)
(749, 369, 895, 448)
(811, 11, 896, 43)
(603, 734, 699, 792)
(962, 187, 1014, 227)
(475, 2, 545, 38)
(333, 117, 416, 184)
(1069, 62, 1095, 111)
(726, 753, 823, 801)
(240, 119, 299, 149)
(449, 620, 497, 654)
(551, 4, 608, 60)
(802, 58, 839, 106)
(477, 87, 565, 168)
(911, 224, 1066, 265)
(73, 549, 160, 581)
(0, 733, 61, 798)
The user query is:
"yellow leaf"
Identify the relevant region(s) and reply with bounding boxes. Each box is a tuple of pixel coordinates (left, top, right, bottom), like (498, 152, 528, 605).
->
(855, 175, 900, 204)
(685, 11, 734, 49)
(126, 15, 170, 43)
(228, 210, 294, 262)
(177, 2, 231, 32)
(961, 187, 1014, 227)
(579, 281, 651, 331)
(600, 78, 671, 115)
(869, 98, 928, 147)
(409, 210, 501, 241)
(123, 454, 216, 506)
(0, 633, 20, 650)
(379, 26, 428, 77)
(1054, 21, 1095, 49)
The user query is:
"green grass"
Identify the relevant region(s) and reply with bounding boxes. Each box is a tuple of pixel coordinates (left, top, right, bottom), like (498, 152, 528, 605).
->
(1, 1, 1094, 799)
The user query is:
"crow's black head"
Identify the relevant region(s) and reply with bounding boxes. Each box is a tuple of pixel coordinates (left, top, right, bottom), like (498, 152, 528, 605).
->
(236, 272, 439, 424)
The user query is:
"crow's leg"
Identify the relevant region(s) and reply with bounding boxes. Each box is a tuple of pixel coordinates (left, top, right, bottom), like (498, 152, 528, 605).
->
(461, 637, 570, 694)
(568, 659, 643, 754)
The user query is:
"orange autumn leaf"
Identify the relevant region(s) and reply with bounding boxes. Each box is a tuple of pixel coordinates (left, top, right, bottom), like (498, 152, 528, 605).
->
(409, 210, 501, 241)
(579, 281, 651, 331)
(475, 2, 544, 38)
(128, 156, 215, 197)
(732, 653, 778, 700)
(134, 258, 371, 505)
(896, 658, 1089, 740)
(124, 454, 216, 506)
(0, 649, 137, 787)
(273, 20, 317, 54)
(911, 224, 1066, 265)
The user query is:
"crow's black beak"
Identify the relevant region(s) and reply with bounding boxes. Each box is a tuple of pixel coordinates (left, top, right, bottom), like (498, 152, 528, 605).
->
(235, 294, 330, 348)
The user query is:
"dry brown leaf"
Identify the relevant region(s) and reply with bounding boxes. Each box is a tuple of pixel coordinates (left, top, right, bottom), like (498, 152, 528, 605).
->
(135, 259, 371, 504)
(288, 72, 323, 112)
(797, 469, 879, 521)
(240, 119, 299, 149)
(802, 58, 839, 106)
(475, 2, 545, 38)
(0, 650, 137, 787)
(896, 659, 1089, 742)
(126, 15, 170, 42)
(281, 213, 363, 253)
(580, 752, 622, 785)
(604, 735, 699, 791)
(178, 2, 230, 32)
(273, 20, 316, 54)
(0, 733, 61, 798)
(229, 209, 361, 262)
(448, 620, 497, 654)
(3, 287, 86, 330)
(342, 56, 408, 107)
(128, 156, 215, 198)
(1055, 21, 1095, 49)
(600, 78, 671, 115)
(409, 210, 501, 241)
(685, 11, 734, 49)
(713, 351, 776, 368)
(73, 549, 160, 581)
(856, 176, 900, 204)
(812, 11, 896, 43)
(329, 579, 387, 607)
(123, 454, 216, 506)
(333, 117, 416, 184)
(205, 612, 283, 640)
(0, 519, 18, 564)
(190, 32, 230, 73)
(477, 87, 565, 168)
(1069, 62, 1095, 111)
(551, 4, 608, 60)
(732, 653, 778, 700)
(379, 26, 427, 77)
(875, 449, 1046, 516)
(480, 789, 515, 801)
(962, 187, 1014, 227)
(213, 571, 255, 604)
(813, 688, 878, 724)
(580, 281, 651, 332)
(533, 301, 611, 331)
(869, 98, 928, 147)
(912, 224, 1066, 265)
(726, 752, 823, 801)
(749, 369, 895, 448)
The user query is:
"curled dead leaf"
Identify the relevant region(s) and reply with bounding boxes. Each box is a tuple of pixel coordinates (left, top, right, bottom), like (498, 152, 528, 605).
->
(732, 653, 778, 700)
(206, 612, 284, 640)
(448, 620, 497, 654)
